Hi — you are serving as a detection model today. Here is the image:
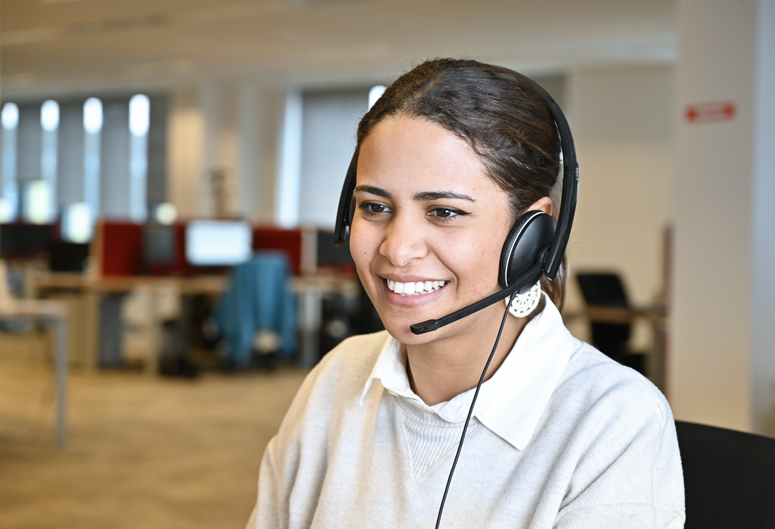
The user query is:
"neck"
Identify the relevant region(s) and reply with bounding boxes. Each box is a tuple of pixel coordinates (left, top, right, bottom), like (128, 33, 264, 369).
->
(405, 302, 531, 406)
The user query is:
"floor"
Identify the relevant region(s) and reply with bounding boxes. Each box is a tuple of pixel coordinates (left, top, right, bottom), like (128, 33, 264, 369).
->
(0, 331, 307, 529)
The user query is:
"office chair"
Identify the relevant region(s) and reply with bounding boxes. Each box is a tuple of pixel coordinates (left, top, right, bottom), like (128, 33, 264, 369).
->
(214, 251, 297, 369)
(675, 420, 775, 528)
(575, 272, 646, 374)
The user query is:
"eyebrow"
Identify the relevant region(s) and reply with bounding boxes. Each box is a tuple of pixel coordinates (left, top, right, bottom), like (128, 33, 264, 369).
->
(354, 185, 476, 203)
(413, 191, 476, 202)
(355, 185, 391, 198)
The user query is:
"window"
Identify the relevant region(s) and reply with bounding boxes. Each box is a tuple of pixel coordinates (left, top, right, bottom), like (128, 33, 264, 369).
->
(83, 97, 103, 219)
(1, 103, 20, 222)
(0, 93, 164, 231)
(128, 94, 150, 221)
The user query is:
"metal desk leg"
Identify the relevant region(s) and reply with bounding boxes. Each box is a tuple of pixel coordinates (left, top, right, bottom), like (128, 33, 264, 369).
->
(52, 318, 69, 446)
(298, 290, 322, 369)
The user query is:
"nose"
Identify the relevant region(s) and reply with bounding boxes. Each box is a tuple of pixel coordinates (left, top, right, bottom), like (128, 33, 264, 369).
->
(379, 211, 427, 267)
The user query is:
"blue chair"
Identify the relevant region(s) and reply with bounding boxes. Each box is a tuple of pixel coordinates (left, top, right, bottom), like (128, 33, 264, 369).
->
(214, 251, 297, 368)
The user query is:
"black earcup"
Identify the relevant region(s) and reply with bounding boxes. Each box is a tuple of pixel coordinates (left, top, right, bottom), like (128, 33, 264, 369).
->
(498, 211, 556, 290)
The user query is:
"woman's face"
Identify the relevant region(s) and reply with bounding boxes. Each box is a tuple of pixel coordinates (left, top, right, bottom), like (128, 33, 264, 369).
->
(350, 116, 515, 345)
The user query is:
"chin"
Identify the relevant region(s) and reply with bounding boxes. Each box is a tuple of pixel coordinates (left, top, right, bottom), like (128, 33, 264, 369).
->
(382, 321, 431, 344)
(378, 309, 460, 345)
(373, 309, 425, 343)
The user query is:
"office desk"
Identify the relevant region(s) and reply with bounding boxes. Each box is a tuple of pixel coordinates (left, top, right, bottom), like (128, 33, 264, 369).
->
(293, 274, 359, 368)
(33, 271, 358, 370)
(0, 299, 69, 446)
(563, 305, 668, 390)
(32, 272, 227, 295)
(32, 272, 228, 371)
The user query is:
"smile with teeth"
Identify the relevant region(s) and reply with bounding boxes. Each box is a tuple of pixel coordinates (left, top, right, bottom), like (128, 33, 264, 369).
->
(386, 279, 446, 296)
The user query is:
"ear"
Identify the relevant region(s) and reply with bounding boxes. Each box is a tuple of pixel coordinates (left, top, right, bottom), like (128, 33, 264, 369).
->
(527, 196, 554, 217)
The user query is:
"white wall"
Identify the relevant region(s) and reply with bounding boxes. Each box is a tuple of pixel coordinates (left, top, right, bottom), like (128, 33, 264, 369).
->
(670, 0, 775, 436)
(565, 65, 675, 352)
(167, 87, 204, 219)
(752, 0, 775, 436)
(167, 85, 283, 222)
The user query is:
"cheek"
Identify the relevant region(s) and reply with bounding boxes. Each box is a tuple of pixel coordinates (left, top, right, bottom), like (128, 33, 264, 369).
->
(349, 226, 378, 276)
(447, 231, 505, 292)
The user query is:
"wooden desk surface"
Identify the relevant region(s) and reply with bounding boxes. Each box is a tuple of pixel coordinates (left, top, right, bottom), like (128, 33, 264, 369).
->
(0, 298, 68, 319)
(33, 271, 360, 297)
(563, 305, 668, 325)
(32, 272, 228, 295)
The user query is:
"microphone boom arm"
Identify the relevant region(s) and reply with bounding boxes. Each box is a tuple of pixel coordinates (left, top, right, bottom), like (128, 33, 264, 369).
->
(410, 260, 545, 335)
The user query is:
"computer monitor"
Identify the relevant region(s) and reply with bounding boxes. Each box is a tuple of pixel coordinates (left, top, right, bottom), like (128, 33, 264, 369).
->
(316, 231, 354, 268)
(49, 242, 90, 272)
(143, 224, 176, 267)
(185, 220, 253, 267)
(0, 223, 53, 258)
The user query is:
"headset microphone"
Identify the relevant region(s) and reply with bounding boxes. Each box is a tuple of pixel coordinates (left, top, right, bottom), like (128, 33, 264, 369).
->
(410, 254, 546, 335)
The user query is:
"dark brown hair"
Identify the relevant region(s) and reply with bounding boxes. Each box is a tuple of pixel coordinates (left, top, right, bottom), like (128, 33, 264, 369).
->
(357, 58, 567, 309)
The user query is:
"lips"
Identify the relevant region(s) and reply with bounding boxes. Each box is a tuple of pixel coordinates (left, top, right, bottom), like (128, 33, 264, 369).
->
(386, 279, 446, 296)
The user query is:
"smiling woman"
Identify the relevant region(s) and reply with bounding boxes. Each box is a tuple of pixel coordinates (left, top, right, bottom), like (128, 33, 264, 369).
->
(246, 59, 685, 529)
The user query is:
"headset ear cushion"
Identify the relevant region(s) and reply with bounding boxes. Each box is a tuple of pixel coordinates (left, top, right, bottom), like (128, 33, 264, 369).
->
(498, 211, 555, 288)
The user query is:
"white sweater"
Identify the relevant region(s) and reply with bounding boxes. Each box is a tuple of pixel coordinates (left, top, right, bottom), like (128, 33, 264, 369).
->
(247, 299, 685, 528)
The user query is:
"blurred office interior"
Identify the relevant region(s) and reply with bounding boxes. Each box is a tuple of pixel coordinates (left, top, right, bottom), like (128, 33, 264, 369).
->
(0, 0, 774, 527)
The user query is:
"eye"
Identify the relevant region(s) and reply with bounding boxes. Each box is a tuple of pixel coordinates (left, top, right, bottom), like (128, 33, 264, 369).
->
(358, 201, 391, 217)
(428, 207, 469, 220)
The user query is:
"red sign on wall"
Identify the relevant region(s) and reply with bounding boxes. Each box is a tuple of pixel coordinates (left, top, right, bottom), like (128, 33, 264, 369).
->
(685, 101, 736, 124)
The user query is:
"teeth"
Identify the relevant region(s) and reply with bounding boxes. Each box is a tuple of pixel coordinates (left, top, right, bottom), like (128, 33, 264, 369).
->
(386, 279, 446, 296)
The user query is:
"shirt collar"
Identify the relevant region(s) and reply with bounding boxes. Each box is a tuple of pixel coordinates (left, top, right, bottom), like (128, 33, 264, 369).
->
(360, 294, 576, 450)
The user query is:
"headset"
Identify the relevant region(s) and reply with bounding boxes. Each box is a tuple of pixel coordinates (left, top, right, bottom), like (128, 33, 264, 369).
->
(333, 72, 579, 335)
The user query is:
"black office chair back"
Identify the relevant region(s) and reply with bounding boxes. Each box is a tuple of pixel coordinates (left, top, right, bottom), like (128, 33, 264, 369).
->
(576, 272, 630, 308)
(676, 421, 775, 528)
(576, 272, 632, 358)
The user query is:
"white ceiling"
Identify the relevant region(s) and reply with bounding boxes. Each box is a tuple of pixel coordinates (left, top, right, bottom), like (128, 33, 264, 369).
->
(2, 0, 676, 99)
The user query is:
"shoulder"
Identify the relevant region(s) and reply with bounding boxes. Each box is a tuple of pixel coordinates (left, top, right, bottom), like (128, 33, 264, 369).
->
(537, 338, 677, 466)
(542, 339, 680, 484)
(556, 339, 670, 426)
(546, 342, 685, 524)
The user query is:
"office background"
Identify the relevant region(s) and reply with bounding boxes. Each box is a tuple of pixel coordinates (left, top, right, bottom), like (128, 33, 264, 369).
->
(3, 0, 774, 440)
(0, 0, 774, 526)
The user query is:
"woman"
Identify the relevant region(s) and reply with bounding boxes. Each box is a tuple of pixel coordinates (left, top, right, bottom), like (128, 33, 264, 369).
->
(247, 59, 684, 528)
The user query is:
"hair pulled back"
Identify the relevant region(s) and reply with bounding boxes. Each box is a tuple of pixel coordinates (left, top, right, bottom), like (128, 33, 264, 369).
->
(357, 58, 567, 309)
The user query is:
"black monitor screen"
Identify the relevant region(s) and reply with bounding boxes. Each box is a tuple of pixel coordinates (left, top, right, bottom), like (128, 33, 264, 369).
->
(0, 224, 53, 258)
(143, 224, 177, 267)
(49, 242, 90, 272)
(316, 231, 354, 268)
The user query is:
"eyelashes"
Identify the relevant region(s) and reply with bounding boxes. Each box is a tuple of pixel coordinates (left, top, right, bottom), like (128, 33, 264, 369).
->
(358, 201, 470, 222)
(428, 207, 470, 220)
(358, 202, 391, 217)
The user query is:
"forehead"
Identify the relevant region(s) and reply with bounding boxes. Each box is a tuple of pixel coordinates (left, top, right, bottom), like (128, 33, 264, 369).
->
(356, 116, 501, 197)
